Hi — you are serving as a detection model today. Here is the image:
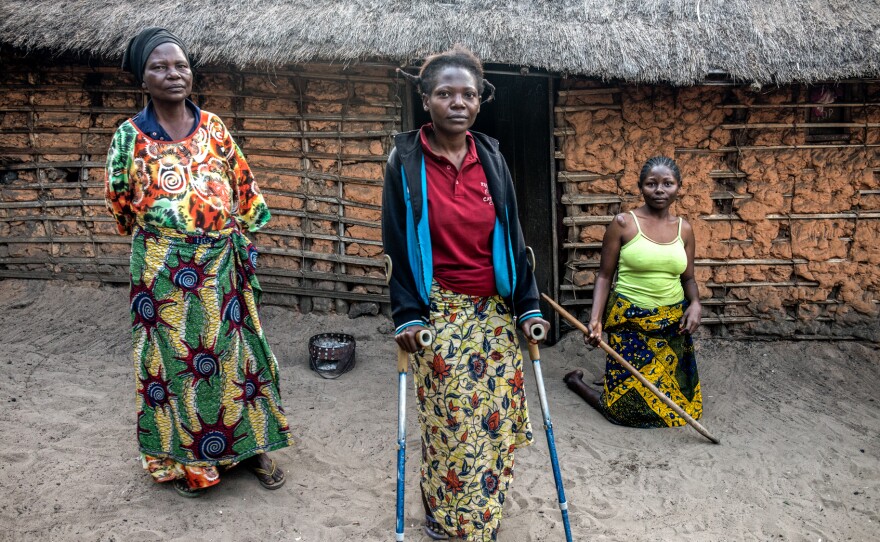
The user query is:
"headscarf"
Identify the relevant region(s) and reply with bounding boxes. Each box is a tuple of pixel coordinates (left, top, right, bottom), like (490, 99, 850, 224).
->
(121, 27, 191, 84)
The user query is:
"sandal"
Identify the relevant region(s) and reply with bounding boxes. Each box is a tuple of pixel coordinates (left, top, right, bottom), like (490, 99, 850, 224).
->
(173, 479, 206, 498)
(250, 456, 285, 490)
(423, 514, 449, 540)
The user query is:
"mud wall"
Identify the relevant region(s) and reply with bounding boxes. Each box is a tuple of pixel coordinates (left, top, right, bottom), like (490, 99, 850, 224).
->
(0, 52, 399, 316)
(3, 53, 879, 338)
(555, 81, 880, 340)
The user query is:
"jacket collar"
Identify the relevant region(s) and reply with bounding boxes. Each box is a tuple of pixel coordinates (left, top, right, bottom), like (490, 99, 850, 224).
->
(394, 128, 500, 158)
(393, 128, 507, 220)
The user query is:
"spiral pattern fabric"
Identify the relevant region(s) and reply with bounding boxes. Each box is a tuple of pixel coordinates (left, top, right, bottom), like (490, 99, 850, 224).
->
(199, 432, 228, 459)
(131, 292, 156, 322)
(129, 223, 293, 482)
(105, 110, 270, 236)
(107, 107, 290, 492)
(173, 268, 200, 290)
(193, 353, 219, 378)
(223, 296, 242, 324)
(146, 382, 167, 406)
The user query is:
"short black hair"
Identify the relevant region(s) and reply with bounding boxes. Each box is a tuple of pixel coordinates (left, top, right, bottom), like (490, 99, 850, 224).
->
(398, 44, 495, 102)
(639, 156, 682, 186)
(419, 44, 484, 95)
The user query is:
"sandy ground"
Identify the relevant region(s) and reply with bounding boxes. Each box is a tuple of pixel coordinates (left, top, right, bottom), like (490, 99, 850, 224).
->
(0, 278, 878, 542)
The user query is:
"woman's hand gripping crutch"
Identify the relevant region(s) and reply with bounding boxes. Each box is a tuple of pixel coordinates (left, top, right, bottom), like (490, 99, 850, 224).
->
(525, 321, 574, 542)
(385, 255, 435, 541)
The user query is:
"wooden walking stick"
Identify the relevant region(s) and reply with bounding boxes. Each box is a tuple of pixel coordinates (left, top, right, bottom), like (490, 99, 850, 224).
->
(541, 293, 721, 444)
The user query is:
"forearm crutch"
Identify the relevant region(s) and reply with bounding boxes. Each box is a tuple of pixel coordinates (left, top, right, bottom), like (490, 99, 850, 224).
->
(541, 293, 721, 445)
(395, 328, 433, 541)
(525, 323, 573, 542)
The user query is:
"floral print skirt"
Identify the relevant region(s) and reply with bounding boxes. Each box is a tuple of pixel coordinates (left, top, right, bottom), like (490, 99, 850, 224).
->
(601, 291, 703, 428)
(413, 283, 534, 541)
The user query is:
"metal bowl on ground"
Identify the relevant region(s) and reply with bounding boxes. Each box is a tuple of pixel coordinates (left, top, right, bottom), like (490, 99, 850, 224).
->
(308, 333, 356, 379)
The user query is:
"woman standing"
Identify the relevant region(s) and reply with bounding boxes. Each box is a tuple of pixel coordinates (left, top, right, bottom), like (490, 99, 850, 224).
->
(564, 156, 703, 427)
(105, 27, 292, 497)
(383, 46, 550, 541)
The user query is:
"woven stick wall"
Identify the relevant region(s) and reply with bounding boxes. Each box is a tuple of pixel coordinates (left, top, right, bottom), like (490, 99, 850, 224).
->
(0, 55, 399, 314)
(555, 80, 880, 341)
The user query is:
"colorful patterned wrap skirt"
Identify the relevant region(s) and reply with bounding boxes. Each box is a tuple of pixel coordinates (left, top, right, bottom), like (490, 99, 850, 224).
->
(413, 283, 534, 542)
(130, 223, 293, 489)
(600, 291, 702, 428)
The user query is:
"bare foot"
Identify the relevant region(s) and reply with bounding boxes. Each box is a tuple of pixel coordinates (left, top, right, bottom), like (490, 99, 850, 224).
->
(564, 369, 604, 411)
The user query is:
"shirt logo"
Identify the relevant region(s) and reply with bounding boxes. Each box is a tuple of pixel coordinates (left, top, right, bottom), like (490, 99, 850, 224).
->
(481, 182, 494, 206)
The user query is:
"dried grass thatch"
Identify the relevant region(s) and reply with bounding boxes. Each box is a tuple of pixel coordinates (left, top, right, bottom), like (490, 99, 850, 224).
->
(1, 0, 878, 85)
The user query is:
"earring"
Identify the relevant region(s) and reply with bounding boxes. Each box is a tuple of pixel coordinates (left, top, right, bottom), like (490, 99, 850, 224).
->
(423, 105, 428, 111)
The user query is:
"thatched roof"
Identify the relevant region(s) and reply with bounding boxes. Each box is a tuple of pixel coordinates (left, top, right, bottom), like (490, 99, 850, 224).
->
(1, 1, 878, 85)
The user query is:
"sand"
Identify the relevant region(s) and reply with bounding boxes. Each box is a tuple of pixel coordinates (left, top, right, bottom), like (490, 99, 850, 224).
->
(0, 278, 877, 542)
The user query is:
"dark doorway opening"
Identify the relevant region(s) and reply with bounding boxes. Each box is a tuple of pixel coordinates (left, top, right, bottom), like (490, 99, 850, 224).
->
(406, 70, 559, 342)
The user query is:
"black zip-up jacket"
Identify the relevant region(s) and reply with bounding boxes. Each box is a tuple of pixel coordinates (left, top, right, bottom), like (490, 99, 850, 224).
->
(381, 128, 542, 333)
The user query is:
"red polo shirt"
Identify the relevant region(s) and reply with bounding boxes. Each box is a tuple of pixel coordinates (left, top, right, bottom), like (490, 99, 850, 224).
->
(421, 124, 497, 296)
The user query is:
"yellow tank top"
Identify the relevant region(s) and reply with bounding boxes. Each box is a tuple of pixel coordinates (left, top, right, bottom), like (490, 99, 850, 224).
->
(614, 211, 687, 308)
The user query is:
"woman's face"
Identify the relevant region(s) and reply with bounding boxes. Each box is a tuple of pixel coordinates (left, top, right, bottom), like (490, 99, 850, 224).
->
(640, 165, 680, 209)
(142, 43, 192, 104)
(422, 66, 480, 137)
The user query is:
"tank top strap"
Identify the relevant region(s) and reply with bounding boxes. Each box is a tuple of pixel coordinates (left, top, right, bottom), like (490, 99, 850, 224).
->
(677, 216, 683, 239)
(628, 210, 642, 234)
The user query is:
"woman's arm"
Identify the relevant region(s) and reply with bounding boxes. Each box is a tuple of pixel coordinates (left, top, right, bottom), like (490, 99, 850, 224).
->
(105, 123, 137, 235)
(221, 116, 270, 231)
(492, 157, 550, 342)
(494, 157, 542, 323)
(586, 214, 625, 346)
(381, 148, 430, 351)
(679, 218, 702, 334)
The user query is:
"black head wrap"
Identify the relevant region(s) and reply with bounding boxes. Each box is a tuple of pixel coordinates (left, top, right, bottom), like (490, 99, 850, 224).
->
(122, 27, 191, 84)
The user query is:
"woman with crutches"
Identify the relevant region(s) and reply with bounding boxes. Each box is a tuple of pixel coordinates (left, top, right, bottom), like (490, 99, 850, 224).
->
(564, 156, 705, 428)
(382, 45, 549, 541)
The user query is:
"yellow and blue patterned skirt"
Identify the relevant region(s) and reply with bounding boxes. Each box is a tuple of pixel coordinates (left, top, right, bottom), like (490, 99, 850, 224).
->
(601, 292, 702, 428)
(414, 283, 534, 542)
(130, 223, 293, 489)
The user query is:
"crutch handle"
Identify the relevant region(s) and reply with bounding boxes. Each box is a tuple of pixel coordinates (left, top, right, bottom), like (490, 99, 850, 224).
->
(417, 329, 433, 347)
(529, 322, 546, 341)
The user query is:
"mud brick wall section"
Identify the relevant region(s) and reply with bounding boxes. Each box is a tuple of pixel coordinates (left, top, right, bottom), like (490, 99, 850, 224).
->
(0, 56, 399, 318)
(555, 81, 880, 341)
(2, 54, 878, 339)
